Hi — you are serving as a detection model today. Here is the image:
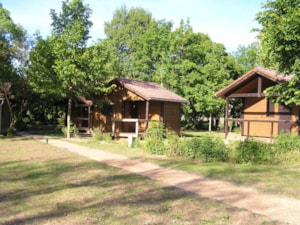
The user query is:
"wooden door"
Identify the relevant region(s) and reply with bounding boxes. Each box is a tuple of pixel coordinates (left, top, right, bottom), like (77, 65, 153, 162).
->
(278, 104, 291, 134)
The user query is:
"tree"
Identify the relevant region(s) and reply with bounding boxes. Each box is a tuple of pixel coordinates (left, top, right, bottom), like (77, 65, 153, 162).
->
(104, 5, 153, 79)
(256, 0, 300, 105)
(28, 0, 112, 138)
(0, 3, 31, 129)
(233, 42, 262, 75)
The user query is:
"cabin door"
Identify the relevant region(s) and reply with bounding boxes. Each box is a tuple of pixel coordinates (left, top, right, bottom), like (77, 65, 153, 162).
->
(278, 104, 291, 134)
(129, 101, 138, 118)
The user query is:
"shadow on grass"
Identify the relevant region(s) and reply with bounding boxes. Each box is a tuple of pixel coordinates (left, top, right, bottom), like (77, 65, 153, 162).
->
(0, 158, 191, 225)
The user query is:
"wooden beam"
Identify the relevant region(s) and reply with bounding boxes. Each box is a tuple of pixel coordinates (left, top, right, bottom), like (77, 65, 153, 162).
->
(228, 93, 265, 98)
(225, 97, 229, 138)
(258, 76, 262, 97)
(145, 101, 149, 130)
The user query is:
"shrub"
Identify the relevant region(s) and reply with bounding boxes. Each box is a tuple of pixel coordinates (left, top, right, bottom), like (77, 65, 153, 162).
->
(61, 122, 78, 137)
(234, 138, 272, 164)
(178, 136, 228, 162)
(199, 136, 228, 162)
(144, 121, 166, 154)
(179, 137, 202, 159)
(165, 133, 181, 157)
(92, 128, 111, 142)
(272, 132, 300, 165)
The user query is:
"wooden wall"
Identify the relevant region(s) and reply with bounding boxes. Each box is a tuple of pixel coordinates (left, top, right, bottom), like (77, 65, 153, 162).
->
(92, 86, 182, 135)
(242, 97, 299, 137)
(242, 97, 279, 137)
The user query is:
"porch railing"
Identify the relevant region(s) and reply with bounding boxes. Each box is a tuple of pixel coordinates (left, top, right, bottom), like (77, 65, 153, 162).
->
(225, 118, 297, 139)
(111, 118, 147, 138)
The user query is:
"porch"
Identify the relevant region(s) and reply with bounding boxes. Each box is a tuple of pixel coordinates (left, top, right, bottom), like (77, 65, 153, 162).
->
(225, 118, 297, 139)
(111, 118, 147, 138)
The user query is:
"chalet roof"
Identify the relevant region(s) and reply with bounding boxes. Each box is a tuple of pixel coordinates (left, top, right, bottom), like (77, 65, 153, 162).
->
(215, 67, 295, 98)
(112, 78, 188, 103)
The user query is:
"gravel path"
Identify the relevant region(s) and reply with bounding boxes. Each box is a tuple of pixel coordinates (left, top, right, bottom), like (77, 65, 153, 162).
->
(19, 133, 300, 225)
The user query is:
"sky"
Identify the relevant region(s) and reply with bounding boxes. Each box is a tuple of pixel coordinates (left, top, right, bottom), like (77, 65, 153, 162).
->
(1, 0, 265, 52)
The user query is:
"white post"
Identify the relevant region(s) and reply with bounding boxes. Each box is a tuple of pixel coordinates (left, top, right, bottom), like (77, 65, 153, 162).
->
(135, 120, 139, 137)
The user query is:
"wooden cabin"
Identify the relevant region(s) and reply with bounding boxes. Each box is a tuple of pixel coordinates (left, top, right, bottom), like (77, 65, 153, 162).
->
(216, 67, 299, 138)
(73, 78, 188, 137)
(0, 83, 11, 135)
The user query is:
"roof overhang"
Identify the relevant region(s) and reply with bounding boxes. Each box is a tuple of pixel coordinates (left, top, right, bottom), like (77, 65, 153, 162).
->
(215, 67, 290, 98)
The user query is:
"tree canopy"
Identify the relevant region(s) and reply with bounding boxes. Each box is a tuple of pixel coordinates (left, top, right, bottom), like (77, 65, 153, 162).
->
(27, 0, 112, 137)
(256, 0, 300, 105)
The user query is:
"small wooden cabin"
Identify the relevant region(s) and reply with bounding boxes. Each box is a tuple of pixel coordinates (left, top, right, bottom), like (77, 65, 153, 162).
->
(216, 67, 299, 138)
(0, 83, 11, 135)
(73, 78, 188, 137)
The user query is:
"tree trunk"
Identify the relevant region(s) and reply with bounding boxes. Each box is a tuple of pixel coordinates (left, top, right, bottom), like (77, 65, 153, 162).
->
(4, 95, 13, 128)
(209, 112, 212, 133)
(67, 98, 72, 139)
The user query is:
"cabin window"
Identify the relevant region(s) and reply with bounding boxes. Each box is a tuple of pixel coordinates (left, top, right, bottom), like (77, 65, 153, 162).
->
(101, 103, 113, 116)
(75, 105, 89, 117)
(266, 99, 275, 116)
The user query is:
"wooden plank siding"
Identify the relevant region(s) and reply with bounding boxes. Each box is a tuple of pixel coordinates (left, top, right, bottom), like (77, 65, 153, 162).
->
(216, 68, 299, 138)
(242, 97, 279, 137)
(164, 102, 181, 134)
(92, 86, 184, 136)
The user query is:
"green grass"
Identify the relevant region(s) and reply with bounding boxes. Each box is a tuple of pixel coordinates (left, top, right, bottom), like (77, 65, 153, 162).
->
(74, 137, 300, 200)
(0, 137, 279, 225)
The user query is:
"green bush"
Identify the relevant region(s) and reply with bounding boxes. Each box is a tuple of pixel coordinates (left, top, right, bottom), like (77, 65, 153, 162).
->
(178, 136, 228, 162)
(144, 121, 166, 154)
(165, 133, 181, 157)
(61, 122, 79, 136)
(234, 138, 272, 164)
(200, 136, 228, 162)
(179, 137, 202, 159)
(92, 128, 111, 142)
(272, 132, 300, 165)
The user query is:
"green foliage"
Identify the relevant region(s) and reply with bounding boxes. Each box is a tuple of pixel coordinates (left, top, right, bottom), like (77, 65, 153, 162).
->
(165, 133, 181, 157)
(179, 137, 202, 159)
(179, 136, 228, 162)
(61, 121, 78, 136)
(256, 0, 300, 105)
(92, 128, 111, 142)
(0, 4, 31, 129)
(272, 132, 300, 164)
(233, 42, 261, 75)
(234, 139, 272, 164)
(7, 127, 16, 137)
(144, 121, 166, 154)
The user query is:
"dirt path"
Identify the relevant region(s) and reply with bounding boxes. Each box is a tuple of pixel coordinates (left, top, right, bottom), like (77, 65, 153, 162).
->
(19, 133, 300, 225)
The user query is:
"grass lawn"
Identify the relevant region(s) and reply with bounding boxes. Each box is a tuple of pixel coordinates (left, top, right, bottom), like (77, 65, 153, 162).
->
(0, 137, 280, 225)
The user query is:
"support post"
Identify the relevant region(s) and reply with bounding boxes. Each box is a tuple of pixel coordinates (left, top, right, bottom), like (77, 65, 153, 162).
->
(271, 121, 274, 139)
(135, 120, 139, 137)
(225, 97, 229, 138)
(145, 101, 149, 130)
(247, 121, 250, 137)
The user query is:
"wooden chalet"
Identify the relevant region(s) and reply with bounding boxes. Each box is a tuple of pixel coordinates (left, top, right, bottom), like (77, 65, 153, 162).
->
(73, 78, 188, 137)
(0, 83, 11, 135)
(216, 67, 299, 138)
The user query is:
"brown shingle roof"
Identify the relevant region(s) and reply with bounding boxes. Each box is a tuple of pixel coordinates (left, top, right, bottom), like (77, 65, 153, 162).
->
(215, 67, 295, 98)
(112, 78, 188, 103)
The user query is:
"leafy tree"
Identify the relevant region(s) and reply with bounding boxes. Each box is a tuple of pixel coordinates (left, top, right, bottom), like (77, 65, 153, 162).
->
(0, 3, 31, 129)
(104, 5, 153, 79)
(27, 0, 112, 138)
(233, 42, 262, 75)
(256, 0, 300, 105)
